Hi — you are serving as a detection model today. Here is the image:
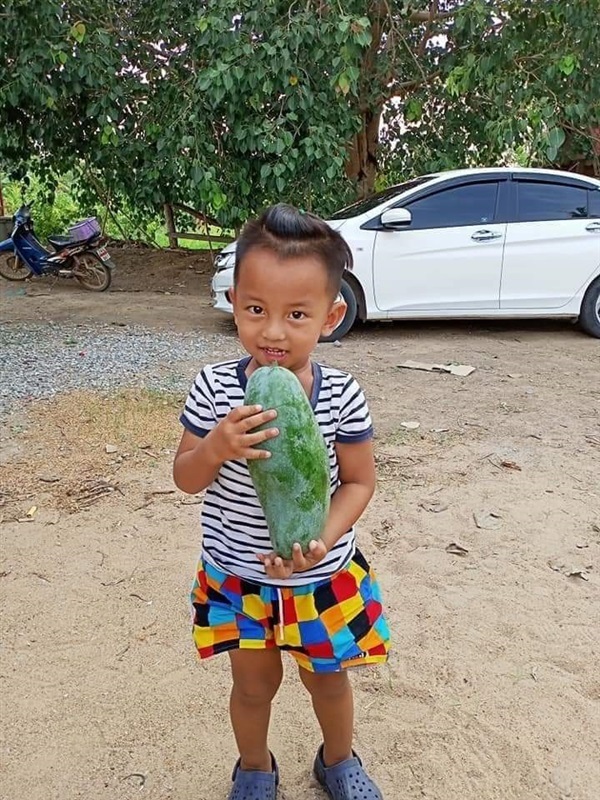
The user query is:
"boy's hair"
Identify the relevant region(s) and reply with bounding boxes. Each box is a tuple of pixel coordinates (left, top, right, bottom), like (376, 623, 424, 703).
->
(234, 203, 353, 297)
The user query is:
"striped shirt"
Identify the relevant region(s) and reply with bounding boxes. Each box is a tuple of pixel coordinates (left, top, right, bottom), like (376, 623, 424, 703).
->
(180, 356, 373, 586)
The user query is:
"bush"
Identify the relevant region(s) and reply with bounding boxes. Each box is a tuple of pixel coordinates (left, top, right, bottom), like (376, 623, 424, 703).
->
(1, 174, 82, 242)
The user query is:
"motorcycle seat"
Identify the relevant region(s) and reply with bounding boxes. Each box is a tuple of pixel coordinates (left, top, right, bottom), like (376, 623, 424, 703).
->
(47, 235, 72, 249)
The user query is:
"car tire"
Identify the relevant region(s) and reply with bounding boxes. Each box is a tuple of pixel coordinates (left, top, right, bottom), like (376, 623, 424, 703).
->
(579, 278, 600, 339)
(320, 278, 358, 343)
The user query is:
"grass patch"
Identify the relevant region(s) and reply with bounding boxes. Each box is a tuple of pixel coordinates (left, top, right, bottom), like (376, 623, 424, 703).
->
(1, 389, 184, 513)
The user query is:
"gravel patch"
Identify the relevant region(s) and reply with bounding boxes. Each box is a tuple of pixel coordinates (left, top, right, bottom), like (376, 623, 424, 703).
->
(0, 321, 238, 413)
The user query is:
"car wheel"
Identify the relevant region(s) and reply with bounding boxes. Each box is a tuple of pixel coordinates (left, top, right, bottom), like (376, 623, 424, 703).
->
(320, 278, 358, 343)
(579, 278, 600, 339)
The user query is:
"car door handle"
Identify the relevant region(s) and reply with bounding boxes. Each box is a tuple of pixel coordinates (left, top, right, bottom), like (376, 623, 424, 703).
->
(471, 229, 503, 242)
(585, 221, 600, 232)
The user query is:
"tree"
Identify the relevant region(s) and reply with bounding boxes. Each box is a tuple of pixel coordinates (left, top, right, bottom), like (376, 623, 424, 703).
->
(1, 2, 598, 229)
(389, 1, 600, 178)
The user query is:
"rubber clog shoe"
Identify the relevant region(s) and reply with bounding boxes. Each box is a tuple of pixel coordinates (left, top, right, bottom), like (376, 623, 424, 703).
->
(228, 753, 279, 800)
(313, 745, 383, 799)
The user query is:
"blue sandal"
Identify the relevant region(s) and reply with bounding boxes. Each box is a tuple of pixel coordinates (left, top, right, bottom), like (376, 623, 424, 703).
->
(229, 753, 279, 800)
(314, 745, 383, 799)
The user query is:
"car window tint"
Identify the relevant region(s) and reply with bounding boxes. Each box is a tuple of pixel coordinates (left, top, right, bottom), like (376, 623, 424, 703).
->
(404, 182, 498, 229)
(517, 182, 588, 221)
(329, 176, 435, 220)
(589, 189, 600, 217)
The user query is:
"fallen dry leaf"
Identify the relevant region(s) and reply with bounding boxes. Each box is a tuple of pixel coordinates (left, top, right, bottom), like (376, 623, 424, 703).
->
(474, 511, 502, 530)
(566, 569, 589, 581)
(419, 501, 449, 514)
(548, 561, 591, 581)
(446, 542, 469, 556)
(397, 360, 476, 377)
(38, 475, 60, 484)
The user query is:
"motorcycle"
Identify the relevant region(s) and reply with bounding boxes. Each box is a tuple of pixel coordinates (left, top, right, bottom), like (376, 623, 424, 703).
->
(0, 203, 116, 291)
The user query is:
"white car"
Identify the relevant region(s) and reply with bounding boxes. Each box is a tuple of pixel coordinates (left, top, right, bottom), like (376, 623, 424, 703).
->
(212, 167, 600, 340)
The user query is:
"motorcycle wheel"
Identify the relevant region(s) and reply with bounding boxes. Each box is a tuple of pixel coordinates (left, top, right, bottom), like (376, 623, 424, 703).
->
(0, 253, 30, 281)
(73, 252, 112, 291)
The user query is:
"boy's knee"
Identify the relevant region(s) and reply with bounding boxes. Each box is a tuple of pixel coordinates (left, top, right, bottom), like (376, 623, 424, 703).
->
(232, 671, 282, 705)
(300, 669, 350, 700)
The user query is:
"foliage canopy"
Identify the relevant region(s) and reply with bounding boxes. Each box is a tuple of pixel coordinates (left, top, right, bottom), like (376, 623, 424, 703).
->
(1, 1, 598, 226)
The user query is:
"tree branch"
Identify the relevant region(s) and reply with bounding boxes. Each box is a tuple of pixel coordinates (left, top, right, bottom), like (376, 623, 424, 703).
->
(172, 203, 220, 228)
(410, 8, 456, 23)
(417, 0, 438, 57)
(384, 70, 442, 102)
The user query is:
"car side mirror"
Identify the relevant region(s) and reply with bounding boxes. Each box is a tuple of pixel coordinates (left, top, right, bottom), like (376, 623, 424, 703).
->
(380, 208, 412, 228)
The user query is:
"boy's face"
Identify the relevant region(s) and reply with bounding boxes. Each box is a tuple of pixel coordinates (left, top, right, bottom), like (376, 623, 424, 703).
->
(230, 246, 346, 374)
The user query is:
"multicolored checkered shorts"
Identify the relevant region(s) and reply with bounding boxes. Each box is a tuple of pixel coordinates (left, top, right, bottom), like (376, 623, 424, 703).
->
(190, 549, 390, 673)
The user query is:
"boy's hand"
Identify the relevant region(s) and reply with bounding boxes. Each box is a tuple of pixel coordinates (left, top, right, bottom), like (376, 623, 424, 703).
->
(209, 405, 278, 463)
(257, 539, 328, 579)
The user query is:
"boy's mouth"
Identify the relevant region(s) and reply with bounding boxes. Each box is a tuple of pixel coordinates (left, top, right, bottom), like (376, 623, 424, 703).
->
(261, 347, 287, 362)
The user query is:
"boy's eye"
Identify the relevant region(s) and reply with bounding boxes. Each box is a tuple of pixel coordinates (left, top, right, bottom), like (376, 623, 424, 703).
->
(290, 310, 306, 320)
(248, 306, 263, 315)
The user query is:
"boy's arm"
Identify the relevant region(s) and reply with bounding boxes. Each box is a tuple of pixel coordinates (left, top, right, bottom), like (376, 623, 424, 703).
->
(172, 428, 223, 494)
(320, 439, 376, 550)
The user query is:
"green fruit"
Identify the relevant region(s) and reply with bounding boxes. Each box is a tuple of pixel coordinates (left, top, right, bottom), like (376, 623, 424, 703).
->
(245, 364, 330, 559)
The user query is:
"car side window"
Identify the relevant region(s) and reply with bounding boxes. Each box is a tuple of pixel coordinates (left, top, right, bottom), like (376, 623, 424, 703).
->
(589, 189, 600, 218)
(402, 182, 499, 230)
(516, 181, 588, 221)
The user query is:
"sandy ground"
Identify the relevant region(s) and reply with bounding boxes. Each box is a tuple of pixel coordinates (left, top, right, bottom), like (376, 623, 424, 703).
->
(1, 248, 599, 800)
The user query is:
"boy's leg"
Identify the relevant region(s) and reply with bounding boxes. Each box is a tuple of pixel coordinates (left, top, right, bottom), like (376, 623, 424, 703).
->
(298, 667, 354, 766)
(229, 648, 283, 772)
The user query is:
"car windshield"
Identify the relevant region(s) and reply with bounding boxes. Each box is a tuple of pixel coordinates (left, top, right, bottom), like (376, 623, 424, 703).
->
(329, 176, 436, 220)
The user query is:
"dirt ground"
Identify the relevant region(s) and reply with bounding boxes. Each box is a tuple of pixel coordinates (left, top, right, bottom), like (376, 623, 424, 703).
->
(1, 247, 599, 800)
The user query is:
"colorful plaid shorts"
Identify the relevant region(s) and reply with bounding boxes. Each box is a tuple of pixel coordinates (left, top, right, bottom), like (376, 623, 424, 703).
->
(190, 549, 390, 673)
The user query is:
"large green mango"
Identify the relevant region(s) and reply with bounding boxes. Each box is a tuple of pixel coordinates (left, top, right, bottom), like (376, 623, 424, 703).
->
(244, 364, 330, 559)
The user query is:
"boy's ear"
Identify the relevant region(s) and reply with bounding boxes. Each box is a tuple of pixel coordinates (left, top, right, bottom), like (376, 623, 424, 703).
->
(228, 286, 237, 322)
(321, 298, 347, 338)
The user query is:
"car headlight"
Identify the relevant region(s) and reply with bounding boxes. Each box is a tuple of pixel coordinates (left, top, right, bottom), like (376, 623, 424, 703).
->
(214, 252, 235, 272)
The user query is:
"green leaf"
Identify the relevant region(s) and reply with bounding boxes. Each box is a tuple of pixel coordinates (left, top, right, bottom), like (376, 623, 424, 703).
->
(405, 99, 422, 122)
(545, 127, 566, 160)
(557, 54, 577, 76)
(346, 65, 360, 82)
(70, 22, 86, 44)
(191, 165, 204, 185)
(337, 73, 350, 95)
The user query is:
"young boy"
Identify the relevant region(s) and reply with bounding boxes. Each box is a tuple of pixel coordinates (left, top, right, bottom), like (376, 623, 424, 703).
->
(173, 204, 390, 799)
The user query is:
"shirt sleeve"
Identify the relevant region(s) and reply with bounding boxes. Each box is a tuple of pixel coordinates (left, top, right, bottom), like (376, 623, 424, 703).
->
(180, 366, 218, 438)
(336, 375, 374, 444)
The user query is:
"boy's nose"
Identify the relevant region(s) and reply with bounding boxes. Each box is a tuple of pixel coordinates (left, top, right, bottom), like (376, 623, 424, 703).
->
(263, 319, 286, 340)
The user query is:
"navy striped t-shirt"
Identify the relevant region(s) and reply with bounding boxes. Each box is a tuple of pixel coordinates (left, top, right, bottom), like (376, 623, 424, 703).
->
(180, 356, 373, 586)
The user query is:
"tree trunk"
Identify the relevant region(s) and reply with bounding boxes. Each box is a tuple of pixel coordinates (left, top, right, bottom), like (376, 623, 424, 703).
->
(164, 203, 177, 248)
(344, 1, 387, 198)
(345, 107, 382, 198)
